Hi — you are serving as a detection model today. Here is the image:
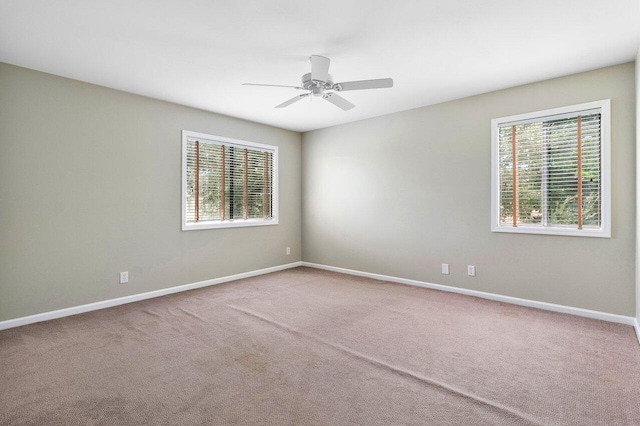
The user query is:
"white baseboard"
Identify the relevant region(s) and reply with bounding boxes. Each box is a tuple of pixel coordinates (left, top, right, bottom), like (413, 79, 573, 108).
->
(0, 261, 303, 331)
(3, 260, 638, 344)
(302, 262, 637, 327)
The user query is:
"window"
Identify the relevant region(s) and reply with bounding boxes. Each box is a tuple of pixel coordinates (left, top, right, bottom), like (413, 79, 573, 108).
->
(181, 130, 278, 230)
(491, 100, 610, 237)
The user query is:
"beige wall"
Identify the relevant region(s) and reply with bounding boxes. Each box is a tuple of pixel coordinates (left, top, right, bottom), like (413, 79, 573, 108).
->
(302, 62, 636, 316)
(636, 51, 640, 324)
(1, 61, 635, 323)
(0, 63, 302, 322)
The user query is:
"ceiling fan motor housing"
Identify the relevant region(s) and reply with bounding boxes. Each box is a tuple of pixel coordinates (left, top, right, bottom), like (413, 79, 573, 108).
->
(302, 72, 333, 95)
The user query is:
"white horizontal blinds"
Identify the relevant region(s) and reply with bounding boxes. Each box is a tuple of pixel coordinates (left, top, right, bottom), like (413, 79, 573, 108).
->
(545, 117, 579, 226)
(226, 146, 245, 220)
(577, 114, 601, 227)
(221, 145, 226, 220)
(186, 141, 197, 222)
(545, 113, 601, 228)
(515, 122, 543, 226)
(226, 146, 274, 220)
(197, 142, 224, 221)
(186, 138, 274, 224)
(265, 151, 274, 218)
(498, 126, 515, 225)
(246, 150, 273, 219)
(498, 110, 601, 229)
(185, 140, 225, 223)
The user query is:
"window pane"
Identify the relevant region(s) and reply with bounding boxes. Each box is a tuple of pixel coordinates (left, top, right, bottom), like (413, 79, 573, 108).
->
(183, 131, 277, 230)
(545, 117, 579, 226)
(498, 126, 514, 224)
(185, 141, 198, 223)
(198, 143, 224, 221)
(581, 114, 601, 227)
(226, 146, 245, 220)
(247, 150, 270, 219)
(496, 110, 602, 231)
(515, 122, 543, 225)
(189, 143, 275, 222)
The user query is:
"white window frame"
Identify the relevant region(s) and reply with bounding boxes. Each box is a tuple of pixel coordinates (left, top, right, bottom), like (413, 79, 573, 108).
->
(181, 130, 279, 231)
(490, 100, 611, 238)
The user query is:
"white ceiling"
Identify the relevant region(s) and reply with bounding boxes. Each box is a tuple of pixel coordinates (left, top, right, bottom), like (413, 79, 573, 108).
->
(1, 1, 639, 132)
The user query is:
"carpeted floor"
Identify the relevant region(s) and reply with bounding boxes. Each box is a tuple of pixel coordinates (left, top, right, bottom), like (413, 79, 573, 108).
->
(1, 267, 639, 425)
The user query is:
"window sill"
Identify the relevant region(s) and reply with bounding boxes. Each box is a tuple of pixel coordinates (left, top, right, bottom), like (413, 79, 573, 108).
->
(491, 225, 610, 238)
(182, 218, 278, 231)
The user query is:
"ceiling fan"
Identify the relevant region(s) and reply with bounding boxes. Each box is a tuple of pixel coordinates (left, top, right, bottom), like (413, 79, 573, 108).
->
(242, 55, 393, 111)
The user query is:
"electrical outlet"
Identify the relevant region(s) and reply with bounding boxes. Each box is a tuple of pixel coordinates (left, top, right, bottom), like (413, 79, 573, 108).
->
(286, 247, 291, 255)
(467, 265, 476, 277)
(441, 263, 449, 275)
(119, 271, 129, 284)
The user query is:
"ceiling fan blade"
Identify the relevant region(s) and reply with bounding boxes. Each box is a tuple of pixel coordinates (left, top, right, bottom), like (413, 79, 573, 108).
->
(243, 83, 303, 90)
(334, 78, 393, 91)
(275, 93, 310, 108)
(323, 93, 355, 111)
(310, 55, 330, 82)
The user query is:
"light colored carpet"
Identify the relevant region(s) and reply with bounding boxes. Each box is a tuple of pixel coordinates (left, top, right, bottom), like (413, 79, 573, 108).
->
(1, 267, 639, 425)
